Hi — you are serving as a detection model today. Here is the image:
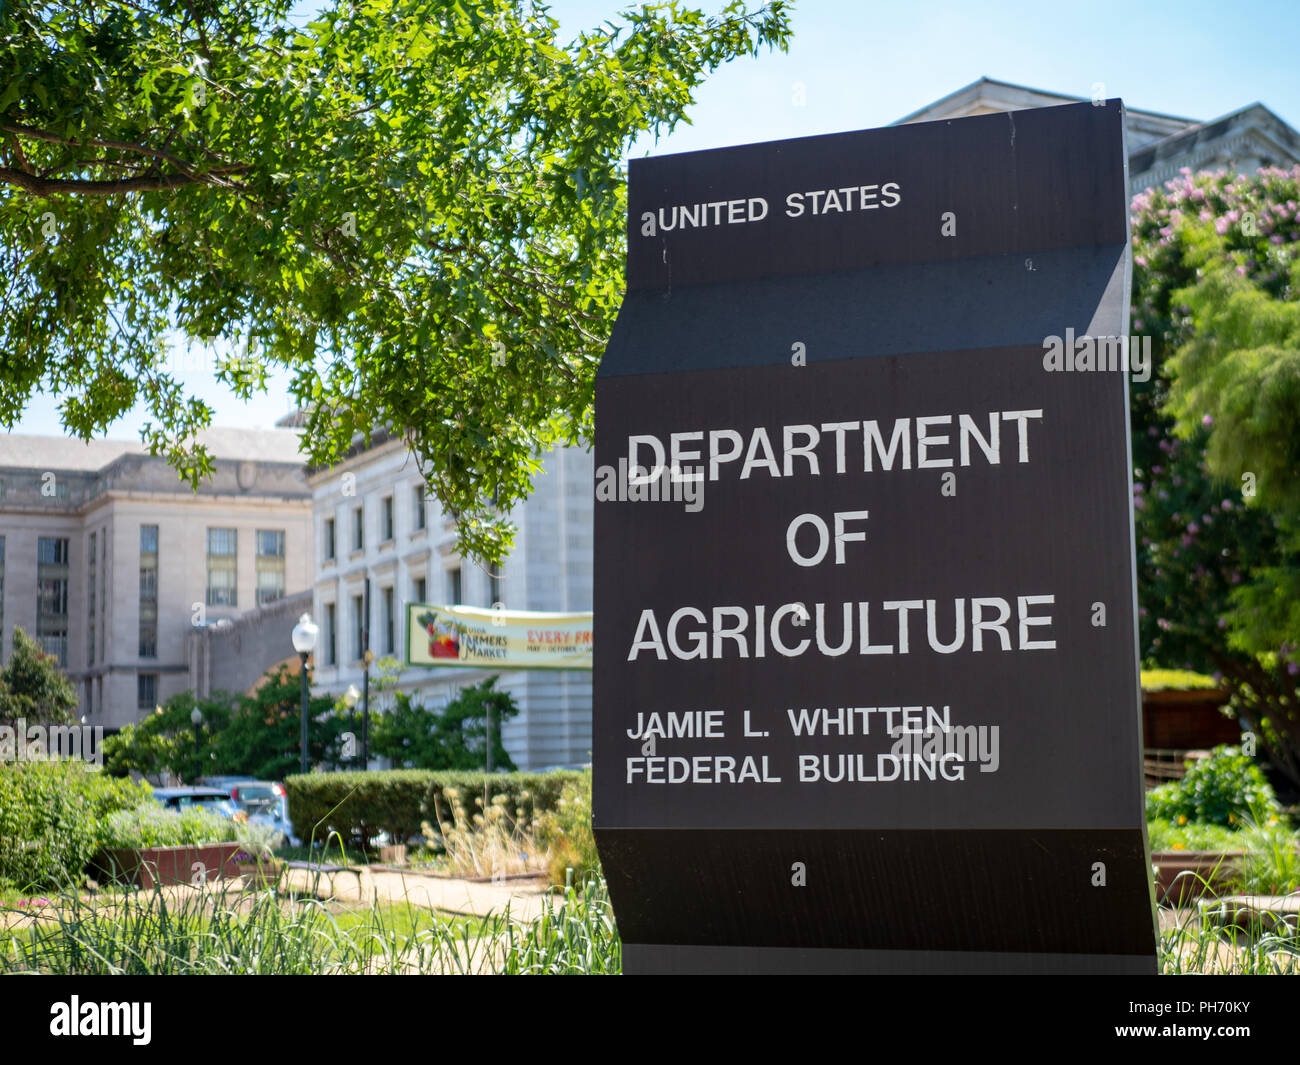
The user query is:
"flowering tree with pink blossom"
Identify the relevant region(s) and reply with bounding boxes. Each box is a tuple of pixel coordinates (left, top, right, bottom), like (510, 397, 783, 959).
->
(1130, 166, 1300, 786)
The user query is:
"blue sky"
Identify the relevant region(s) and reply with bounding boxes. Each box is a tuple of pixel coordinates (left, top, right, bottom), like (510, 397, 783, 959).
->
(13, 0, 1299, 438)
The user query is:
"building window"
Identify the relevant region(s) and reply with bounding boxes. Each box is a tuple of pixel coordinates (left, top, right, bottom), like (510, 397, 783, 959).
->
(137, 673, 158, 710)
(88, 531, 96, 664)
(256, 529, 286, 605)
(352, 506, 364, 551)
(36, 537, 69, 665)
(448, 566, 462, 606)
(38, 537, 69, 565)
(382, 586, 395, 655)
(414, 576, 427, 604)
(381, 496, 394, 542)
(139, 524, 158, 658)
(351, 594, 365, 661)
(206, 528, 237, 606)
(324, 517, 336, 562)
(324, 602, 337, 666)
(38, 577, 68, 615)
(412, 485, 426, 531)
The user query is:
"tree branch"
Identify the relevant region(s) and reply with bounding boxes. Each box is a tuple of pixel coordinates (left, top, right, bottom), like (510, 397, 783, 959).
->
(0, 121, 244, 183)
(0, 166, 246, 196)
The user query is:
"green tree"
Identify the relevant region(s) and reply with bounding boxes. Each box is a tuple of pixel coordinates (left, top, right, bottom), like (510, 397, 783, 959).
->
(0, 0, 793, 562)
(368, 690, 446, 769)
(213, 665, 348, 780)
(101, 689, 232, 780)
(102, 668, 348, 780)
(0, 626, 78, 728)
(1130, 166, 1300, 785)
(370, 675, 518, 770)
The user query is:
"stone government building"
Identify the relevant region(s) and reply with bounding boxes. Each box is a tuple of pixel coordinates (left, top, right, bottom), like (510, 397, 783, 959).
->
(302, 425, 593, 772)
(0, 421, 593, 771)
(0, 428, 312, 730)
(897, 77, 1300, 193)
(2, 78, 1293, 768)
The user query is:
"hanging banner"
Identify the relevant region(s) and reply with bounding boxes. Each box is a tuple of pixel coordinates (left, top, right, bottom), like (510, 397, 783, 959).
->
(405, 603, 593, 670)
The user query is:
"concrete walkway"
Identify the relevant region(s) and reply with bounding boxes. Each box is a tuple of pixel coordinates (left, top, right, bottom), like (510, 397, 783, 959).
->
(1201, 894, 1300, 936)
(279, 865, 552, 922)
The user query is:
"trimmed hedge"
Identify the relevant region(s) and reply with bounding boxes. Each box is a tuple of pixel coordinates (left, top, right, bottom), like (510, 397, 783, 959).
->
(0, 761, 151, 889)
(283, 769, 588, 848)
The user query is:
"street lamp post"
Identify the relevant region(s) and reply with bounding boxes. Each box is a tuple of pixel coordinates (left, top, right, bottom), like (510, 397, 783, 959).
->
(291, 613, 319, 776)
(360, 578, 372, 768)
(190, 707, 203, 783)
(361, 648, 374, 768)
(343, 684, 360, 768)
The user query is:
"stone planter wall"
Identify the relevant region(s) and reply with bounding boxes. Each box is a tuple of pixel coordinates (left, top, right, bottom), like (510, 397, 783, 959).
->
(1151, 850, 1244, 905)
(97, 843, 243, 890)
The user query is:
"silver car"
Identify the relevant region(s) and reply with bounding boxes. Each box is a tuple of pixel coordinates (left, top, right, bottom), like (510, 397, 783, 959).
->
(201, 777, 299, 847)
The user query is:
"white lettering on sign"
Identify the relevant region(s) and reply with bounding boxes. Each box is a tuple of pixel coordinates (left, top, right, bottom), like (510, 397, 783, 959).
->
(626, 595, 1056, 661)
(637, 181, 902, 236)
(623, 408, 1043, 484)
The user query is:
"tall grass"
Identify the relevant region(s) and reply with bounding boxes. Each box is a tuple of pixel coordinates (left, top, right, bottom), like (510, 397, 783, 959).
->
(4, 875, 1293, 975)
(424, 786, 548, 879)
(0, 874, 620, 975)
(1160, 903, 1300, 974)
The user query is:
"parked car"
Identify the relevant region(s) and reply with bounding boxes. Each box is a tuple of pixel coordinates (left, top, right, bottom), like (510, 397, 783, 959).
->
(151, 786, 238, 819)
(199, 776, 299, 847)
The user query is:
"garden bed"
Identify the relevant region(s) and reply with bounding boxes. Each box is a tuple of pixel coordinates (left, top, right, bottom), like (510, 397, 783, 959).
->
(95, 843, 243, 890)
(1151, 850, 1245, 904)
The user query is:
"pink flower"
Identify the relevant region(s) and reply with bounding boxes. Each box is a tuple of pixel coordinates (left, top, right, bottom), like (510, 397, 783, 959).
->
(1202, 413, 1214, 426)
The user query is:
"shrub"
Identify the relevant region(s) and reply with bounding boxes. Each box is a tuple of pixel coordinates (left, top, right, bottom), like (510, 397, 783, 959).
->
(283, 769, 588, 850)
(1146, 817, 1240, 853)
(284, 770, 432, 847)
(1145, 745, 1281, 827)
(537, 771, 600, 888)
(99, 803, 237, 850)
(421, 771, 587, 832)
(0, 761, 151, 889)
(1232, 820, 1300, 895)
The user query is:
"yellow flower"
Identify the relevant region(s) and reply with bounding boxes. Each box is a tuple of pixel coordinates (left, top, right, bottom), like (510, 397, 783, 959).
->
(1177, 815, 1187, 826)
(1171, 843, 1185, 851)
(1228, 813, 1236, 824)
